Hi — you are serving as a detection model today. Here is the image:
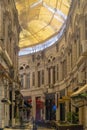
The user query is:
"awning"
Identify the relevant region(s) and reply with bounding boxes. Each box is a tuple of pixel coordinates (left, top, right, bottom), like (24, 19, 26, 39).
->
(71, 84, 87, 98)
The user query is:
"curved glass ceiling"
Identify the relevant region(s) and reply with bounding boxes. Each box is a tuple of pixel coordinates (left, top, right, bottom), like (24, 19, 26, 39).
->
(15, 0, 71, 55)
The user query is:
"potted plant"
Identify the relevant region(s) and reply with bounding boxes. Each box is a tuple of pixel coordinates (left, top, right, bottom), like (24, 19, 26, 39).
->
(67, 111, 79, 124)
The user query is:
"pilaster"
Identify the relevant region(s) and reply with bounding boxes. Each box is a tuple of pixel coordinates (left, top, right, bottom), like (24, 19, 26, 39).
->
(84, 105, 87, 130)
(0, 82, 5, 128)
(32, 96, 36, 120)
(0, 2, 3, 39)
(51, 67, 53, 85)
(23, 73, 26, 88)
(12, 87, 15, 127)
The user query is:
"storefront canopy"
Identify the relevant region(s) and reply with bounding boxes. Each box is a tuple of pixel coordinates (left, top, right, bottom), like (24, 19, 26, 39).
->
(71, 84, 87, 98)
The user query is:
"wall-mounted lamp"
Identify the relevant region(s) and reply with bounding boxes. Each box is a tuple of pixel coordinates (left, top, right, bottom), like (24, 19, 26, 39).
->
(1, 98, 11, 105)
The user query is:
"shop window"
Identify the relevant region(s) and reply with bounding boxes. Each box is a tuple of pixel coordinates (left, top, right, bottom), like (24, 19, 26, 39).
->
(36, 97, 42, 120)
(60, 103, 65, 121)
(60, 89, 65, 121)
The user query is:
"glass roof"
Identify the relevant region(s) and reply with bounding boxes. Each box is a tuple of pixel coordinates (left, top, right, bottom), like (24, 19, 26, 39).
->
(15, 0, 71, 55)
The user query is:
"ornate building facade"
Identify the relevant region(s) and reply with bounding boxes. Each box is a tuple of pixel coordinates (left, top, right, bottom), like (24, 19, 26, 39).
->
(0, 0, 20, 128)
(19, 0, 87, 130)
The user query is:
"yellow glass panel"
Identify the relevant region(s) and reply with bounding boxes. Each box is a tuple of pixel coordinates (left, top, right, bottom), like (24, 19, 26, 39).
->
(43, 0, 57, 8)
(15, 0, 71, 48)
(61, 5, 69, 15)
(28, 20, 47, 33)
(39, 7, 53, 23)
(50, 18, 62, 31)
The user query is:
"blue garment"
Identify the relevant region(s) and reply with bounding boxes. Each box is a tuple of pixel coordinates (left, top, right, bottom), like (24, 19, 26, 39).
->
(52, 105, 57, 111)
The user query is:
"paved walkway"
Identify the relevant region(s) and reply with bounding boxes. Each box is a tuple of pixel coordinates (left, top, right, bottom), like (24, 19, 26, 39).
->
(38, 127, 55, 130)
(4, 126, 55, 130)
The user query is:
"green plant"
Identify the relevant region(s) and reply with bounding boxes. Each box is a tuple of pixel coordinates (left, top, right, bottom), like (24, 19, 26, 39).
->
(67, 111, 79, 124)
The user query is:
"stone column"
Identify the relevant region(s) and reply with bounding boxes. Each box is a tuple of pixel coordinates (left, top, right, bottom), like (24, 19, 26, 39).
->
(65, 88, 68, 122)
(4, 83, 9, 127)
(35, 68, 38, 88)
(84, 105, 87, 130)
(79, 107, 84, 125)
(56, 92, 60, 121)
(23, 73, 26, 89)
(55, 93, 58, 121)
(32, 96, 36, 120)
(72, 42, 77, 67)
(12, 86, 15, 127)
(0, 2, 3, 39)
(80, 15, 85, 41)
(44, 67, 48, 86)
(67, 53, 70, 74)
(30, 72, 32, 88)
(42, 93, 46, 120)
(0, 82, 5, 128)
(59, 62, 62, 81)
(51, 67, 53, 85)
(41, 95, 45, 120)
(77, 40, 80, 59)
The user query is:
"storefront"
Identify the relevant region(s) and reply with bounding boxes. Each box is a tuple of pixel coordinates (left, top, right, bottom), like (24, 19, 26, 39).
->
(36, 97, 44, 121)
(45, 93, 56, 120)
(71, 84, 87, 129)
(23, 96, 32, 121)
